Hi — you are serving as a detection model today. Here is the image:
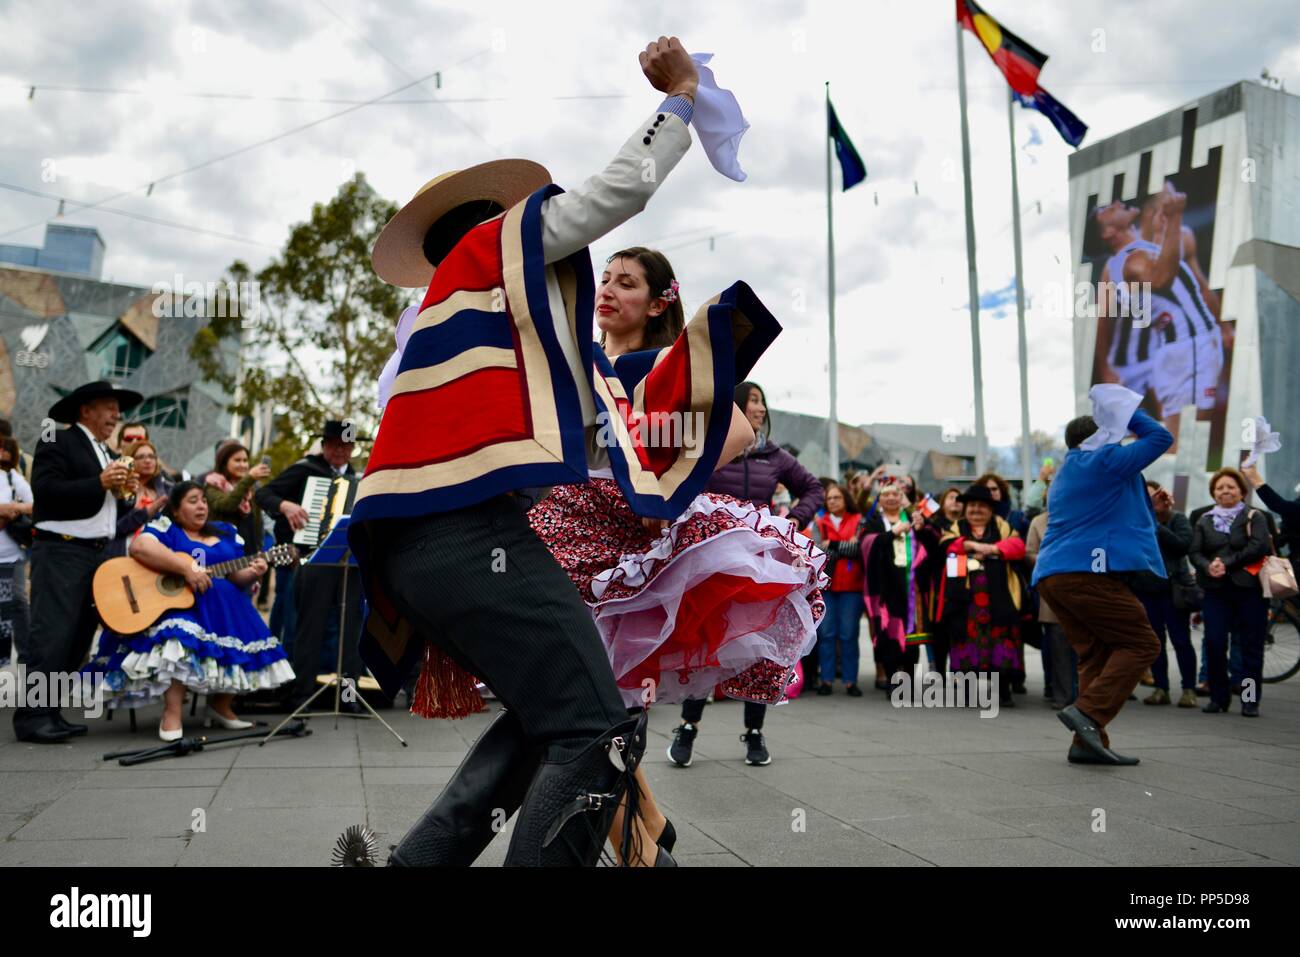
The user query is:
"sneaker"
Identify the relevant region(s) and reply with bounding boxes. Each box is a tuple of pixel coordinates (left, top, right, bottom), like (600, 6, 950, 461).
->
(741, 729, 770, 766)
(667, 723, 697, 767)
(1177, 689, 1199, 708)
(1143, 688, 1170, 705)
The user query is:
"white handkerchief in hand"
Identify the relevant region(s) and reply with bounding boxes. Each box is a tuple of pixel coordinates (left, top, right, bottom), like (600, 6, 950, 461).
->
(690, 53, 749, 182)
(1078, 383, 1144, 451)
(1242, 415, 1281, 468)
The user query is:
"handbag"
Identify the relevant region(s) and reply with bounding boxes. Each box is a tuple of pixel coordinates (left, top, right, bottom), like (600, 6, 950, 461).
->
(3, 471, 33, 549)
(1260, 556, 1298, 599)
(1243, 508, 1298, 599)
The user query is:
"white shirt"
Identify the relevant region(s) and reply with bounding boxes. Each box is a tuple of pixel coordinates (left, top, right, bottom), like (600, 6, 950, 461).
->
(35, 423, 118, 541)
(0, 467, 33, 563)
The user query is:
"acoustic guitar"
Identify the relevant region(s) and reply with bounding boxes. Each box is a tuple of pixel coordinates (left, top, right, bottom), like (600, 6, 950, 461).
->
(93, 543, 300, 634)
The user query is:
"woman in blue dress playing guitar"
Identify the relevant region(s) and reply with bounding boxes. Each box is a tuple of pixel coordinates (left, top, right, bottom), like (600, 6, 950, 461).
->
(87, 482, 294, 740)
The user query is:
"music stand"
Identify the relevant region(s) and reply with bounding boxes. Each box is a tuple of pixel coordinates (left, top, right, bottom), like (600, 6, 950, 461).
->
(261, 518, 407, 747)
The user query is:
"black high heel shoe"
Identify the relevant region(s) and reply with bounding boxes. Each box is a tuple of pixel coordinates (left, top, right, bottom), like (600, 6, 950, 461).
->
(656, 818, 677, 853)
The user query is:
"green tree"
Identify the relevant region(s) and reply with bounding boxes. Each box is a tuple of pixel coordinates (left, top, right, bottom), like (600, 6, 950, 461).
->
(191, 173, 402, 472)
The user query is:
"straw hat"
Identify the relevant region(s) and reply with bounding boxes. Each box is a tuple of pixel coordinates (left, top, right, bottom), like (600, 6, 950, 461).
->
(372, 159, 552, 288)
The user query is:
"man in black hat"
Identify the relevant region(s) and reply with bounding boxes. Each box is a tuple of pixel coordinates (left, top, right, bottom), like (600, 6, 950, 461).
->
(15, 381, 142, 743)
(255, 420, 368, 710)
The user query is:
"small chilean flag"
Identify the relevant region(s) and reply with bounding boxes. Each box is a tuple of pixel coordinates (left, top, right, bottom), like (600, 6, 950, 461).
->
(956, 0, 1048, 97)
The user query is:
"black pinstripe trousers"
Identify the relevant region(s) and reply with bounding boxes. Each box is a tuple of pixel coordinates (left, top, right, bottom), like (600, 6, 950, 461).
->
(376, 494, 628, 745)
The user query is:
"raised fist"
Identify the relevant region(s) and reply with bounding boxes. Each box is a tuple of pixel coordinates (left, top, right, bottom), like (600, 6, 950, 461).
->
(639, 36, 698, 99)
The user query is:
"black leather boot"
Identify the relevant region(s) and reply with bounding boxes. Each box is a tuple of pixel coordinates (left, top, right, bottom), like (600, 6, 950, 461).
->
(504, 712, 650, 867)
(388, 709, 541, 866)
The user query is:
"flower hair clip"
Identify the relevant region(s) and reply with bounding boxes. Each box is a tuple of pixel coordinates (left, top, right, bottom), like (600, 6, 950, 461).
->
(662, 279, 680, 304)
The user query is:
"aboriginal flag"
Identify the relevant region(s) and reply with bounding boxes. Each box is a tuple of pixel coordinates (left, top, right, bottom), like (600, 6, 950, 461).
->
(956, 0, 1047, 97)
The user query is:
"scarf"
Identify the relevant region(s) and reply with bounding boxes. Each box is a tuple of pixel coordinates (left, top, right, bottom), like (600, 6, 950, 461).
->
(206, 472, 252, 514)
(1210, 502, 1245, 534)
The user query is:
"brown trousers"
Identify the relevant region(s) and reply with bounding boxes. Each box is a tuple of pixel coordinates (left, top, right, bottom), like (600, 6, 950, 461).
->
(1037, 573, 1160, 747)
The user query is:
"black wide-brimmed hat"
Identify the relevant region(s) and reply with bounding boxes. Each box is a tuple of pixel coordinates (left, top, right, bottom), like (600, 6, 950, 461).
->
(315, 420, 372, 443)
(49, 381, 143, 424)
(958, 484, 996, 506)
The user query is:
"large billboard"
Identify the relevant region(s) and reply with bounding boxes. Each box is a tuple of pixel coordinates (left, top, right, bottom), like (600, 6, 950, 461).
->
(1078, 143, 1234, 470)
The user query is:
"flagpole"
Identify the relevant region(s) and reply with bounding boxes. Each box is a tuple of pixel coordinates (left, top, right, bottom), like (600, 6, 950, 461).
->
(825, 81, 840, 480)
(955, 20, 987, 476)
(1007, 88, 1033, 495)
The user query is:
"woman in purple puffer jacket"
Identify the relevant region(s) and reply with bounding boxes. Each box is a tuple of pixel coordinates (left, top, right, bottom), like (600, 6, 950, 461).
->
(668, 381, 826, 769)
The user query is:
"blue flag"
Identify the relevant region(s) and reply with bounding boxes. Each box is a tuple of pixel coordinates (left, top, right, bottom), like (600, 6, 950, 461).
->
(1013, 86, 1087, 148)
(827, 100, 867, 191)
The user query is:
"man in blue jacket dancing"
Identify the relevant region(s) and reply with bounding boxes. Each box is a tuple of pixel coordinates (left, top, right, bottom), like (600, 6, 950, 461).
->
(1034, 389, 1173, 765)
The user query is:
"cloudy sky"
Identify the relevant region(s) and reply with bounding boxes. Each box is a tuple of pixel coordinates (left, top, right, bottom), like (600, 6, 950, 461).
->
(3, 0, 1298, 444)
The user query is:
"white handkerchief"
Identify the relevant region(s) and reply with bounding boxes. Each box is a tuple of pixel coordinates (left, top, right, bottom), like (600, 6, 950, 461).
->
(1242, 415, 1281, 468)
(690, 53, 749, 182)
(1078, 383, 1143, 451)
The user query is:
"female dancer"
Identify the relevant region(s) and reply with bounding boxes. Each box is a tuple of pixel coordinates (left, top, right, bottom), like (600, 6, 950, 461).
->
(87, 482, 294, 738)
(528, 247, 827, 861)
(669, 380, 824, 767)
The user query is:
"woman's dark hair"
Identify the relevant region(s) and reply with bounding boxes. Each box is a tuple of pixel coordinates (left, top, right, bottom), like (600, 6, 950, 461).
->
(599, 247, 685, 350)
(214, 440, 250, 480)
(823, 480, 858, 515)
(422, 200, 505, 267)
(973, 471, 1011, 503)
(0, 436, 17, 470)
(167, 481, 223, 538)
(1065, 414, 1098, 449)
(735, 380, 769, 438)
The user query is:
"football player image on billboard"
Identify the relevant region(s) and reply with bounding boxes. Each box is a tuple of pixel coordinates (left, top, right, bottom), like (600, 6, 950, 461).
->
(1081, 152, 1234, 464)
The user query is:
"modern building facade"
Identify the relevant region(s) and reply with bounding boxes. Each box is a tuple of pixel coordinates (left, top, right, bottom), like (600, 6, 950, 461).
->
(0, 228, 240, 476)
(0, 223, 106, 281)
(1067, 80, 1299, 509)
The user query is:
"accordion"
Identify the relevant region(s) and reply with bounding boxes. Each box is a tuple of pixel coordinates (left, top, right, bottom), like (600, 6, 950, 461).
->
(294, 475, 358, 551)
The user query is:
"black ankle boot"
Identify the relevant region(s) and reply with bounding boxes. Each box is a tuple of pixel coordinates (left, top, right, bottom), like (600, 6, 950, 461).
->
(388, 710, 540, 866)
(504, 712, 649, 867)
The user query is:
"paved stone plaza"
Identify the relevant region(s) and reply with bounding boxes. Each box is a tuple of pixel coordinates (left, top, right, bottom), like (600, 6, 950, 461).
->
(2, 650, 1298, 867)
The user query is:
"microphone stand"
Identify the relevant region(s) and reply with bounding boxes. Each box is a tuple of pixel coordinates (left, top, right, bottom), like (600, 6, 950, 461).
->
(102, 720, 311, 766)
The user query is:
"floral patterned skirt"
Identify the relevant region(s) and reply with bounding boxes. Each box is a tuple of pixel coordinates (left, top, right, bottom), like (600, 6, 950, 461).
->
(946, 569, 1023, 674)
(528, 479, 826, 706)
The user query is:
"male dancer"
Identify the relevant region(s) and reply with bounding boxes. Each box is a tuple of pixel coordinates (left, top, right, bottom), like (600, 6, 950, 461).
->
(1034, 389, 1172, 765)
(348, 38, 701, 866)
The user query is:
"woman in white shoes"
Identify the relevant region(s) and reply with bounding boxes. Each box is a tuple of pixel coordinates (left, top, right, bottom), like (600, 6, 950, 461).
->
(86, 482, 294, 739)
